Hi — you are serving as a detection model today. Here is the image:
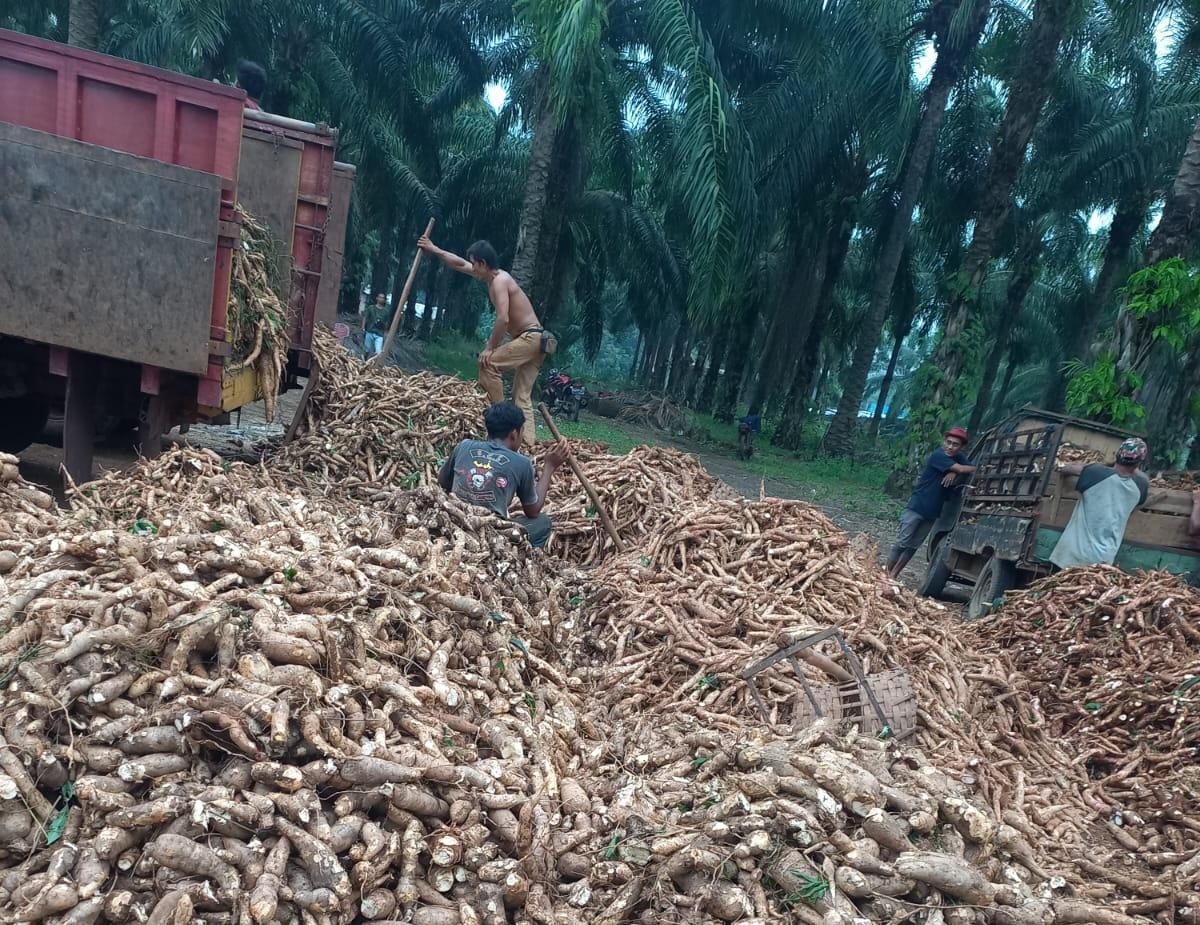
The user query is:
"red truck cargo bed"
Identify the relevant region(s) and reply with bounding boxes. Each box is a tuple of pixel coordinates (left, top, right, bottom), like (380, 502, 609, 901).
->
(0, 27, 244, 406)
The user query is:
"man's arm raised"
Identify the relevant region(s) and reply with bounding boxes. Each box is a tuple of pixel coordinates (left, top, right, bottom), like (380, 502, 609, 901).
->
(418, 234, 474, 275)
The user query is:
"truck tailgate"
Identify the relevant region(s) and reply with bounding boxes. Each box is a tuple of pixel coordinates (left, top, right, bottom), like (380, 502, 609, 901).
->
(0, 122, 221, 374)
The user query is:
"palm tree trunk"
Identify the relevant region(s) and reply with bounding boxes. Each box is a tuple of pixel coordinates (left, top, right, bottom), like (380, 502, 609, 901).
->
(773, 216, 854, 448)
(512, 76, 558, 302)
(686, 341, 709, 406)
(68, 0, 101, 48)
(747, 234, 818, 413)
(868, 328, 908, 439)
(666, 319, 691, 398)
(772, 327, 822, 450)
(370, 224, 396, 300)
(629, 332, 643, 382)
(641, 329, 662, 385)
(695, 328, 728, 414)
(430, 269, 451, 339)
(969, 231, 1041, 432)
(417, 262, 439, 341)
(922, 0, 1074, 432)
(1045, 194, 1146, 409)
(716, 303, 758, 423)
(991, 351, 1018, 419)
(822, 0, 991, 457)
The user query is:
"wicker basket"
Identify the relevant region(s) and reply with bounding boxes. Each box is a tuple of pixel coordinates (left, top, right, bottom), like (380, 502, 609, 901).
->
(838, 668, 917, 737)
(790, 682, 841, 732)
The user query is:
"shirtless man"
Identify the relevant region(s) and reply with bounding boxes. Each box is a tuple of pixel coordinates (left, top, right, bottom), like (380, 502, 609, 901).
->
(418, 235, 556, 447)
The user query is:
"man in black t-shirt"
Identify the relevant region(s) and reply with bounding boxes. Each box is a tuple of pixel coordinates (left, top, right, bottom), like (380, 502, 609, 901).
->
(438, 403, 569, 547)
(887, 426, 976, 579)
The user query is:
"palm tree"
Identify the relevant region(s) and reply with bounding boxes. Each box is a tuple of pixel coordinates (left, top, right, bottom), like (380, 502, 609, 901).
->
(1042, 0, 1200, 406)
(499, 0, 754, 327)
(913, 0, 1080, 443)
(822, 0, 992, 456)
(67, 0, 99, 48)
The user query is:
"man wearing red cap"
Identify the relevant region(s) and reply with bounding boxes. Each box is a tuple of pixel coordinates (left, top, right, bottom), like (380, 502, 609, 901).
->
(887, 427, 976, 579)
(1050, 437, 1149, 569)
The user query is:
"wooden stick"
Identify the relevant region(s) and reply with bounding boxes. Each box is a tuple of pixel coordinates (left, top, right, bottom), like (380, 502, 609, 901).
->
(538, 402, 625, 554)
(283, 357, 320, 445)
(372, 218, 435, 367)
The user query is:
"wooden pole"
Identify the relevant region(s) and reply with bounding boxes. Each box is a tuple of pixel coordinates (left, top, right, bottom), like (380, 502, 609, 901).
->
(538, 402, 625, 554)
(372, 218, 435, 367)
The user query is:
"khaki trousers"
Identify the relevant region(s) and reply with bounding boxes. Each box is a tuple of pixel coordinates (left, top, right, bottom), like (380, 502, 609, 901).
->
(478, 331, 546, 447)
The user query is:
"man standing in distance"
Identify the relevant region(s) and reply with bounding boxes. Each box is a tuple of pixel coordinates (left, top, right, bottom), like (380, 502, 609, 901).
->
(417, 235, 555, 448)
(236, 60, 267, 111)
(887, 427, 976, 579)
(361, 292, 390, 358)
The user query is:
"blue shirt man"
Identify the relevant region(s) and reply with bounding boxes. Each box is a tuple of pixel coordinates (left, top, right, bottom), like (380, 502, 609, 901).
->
(887, 427, 976, 579)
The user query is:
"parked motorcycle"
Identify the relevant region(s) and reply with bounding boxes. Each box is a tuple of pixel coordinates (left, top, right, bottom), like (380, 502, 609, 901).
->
(542, 369, 588, 422)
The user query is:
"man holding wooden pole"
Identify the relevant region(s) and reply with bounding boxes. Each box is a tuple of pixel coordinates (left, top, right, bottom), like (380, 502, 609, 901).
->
(417, 234, 556, 448)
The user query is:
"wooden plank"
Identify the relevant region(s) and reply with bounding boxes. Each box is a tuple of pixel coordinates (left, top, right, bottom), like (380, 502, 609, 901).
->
(315, 163, 355, 330)
(1040, 496, 1196, 548)
(0, 121, 220, 374)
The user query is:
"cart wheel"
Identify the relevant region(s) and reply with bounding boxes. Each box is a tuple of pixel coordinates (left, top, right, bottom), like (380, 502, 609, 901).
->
(917, 535, 952, 599)
(966, 554, 1017, 620)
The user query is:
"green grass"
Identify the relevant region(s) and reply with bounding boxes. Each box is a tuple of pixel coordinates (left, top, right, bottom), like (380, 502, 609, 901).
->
(421, 332, 898, 517)
(536, 415, 644, 455)
(425, 333, 480, 381)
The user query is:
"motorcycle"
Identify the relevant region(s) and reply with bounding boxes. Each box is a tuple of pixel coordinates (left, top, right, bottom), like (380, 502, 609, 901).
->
(542, 369, 588, 422)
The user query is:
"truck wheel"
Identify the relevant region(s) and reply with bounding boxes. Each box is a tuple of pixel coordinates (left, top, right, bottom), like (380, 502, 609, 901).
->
(967, 555, 1017, 621)
(918, 535, 952, 599)
(0, 396, 50, 454)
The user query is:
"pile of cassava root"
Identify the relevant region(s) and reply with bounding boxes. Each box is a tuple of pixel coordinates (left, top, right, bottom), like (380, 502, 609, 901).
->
(0, 336, 1195, 923)
(564, 489, 1200, 886)
(4, 450, 1170, 924)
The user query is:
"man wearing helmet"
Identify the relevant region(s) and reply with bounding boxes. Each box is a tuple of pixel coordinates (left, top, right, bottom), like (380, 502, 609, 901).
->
(1051, 437, 1150, 569)
(887, 426, 976, 579)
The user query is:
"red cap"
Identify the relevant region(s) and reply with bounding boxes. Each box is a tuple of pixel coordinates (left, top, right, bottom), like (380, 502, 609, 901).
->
(945, 427, 969, 443)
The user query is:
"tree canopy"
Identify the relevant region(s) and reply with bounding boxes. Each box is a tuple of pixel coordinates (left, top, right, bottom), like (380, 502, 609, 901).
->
(10, 0, 1200, 467)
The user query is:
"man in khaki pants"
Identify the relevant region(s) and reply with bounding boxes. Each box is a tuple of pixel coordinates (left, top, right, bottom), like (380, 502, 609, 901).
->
(418, 235, 556, 448)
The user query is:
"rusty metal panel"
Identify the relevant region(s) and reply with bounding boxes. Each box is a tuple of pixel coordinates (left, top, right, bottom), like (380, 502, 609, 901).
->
(316, 161, 356, 329)
(237, 128, 300, 279)
(0, 122, 219, 374)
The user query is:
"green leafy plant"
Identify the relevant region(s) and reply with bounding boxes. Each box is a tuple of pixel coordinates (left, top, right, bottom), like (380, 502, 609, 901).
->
(779, 872, 829, 908)
(1123, 258, 1200, 350)
(1064, 354, 1146, 427)
(128, 519, 158, 536)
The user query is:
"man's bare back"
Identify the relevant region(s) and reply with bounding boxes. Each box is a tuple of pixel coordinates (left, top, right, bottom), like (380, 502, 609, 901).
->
(488, 270, 540, 338)
(417, 235, 551, 446)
